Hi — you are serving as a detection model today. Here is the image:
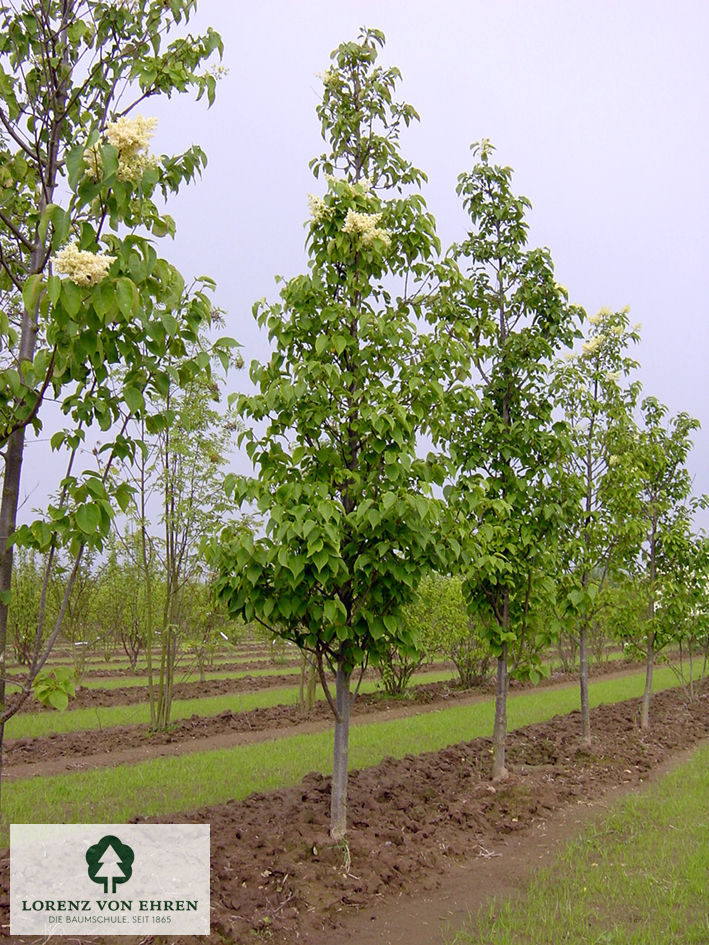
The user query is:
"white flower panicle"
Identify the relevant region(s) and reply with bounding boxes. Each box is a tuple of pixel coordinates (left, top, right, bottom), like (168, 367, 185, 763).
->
(611, 324, 624, 336)
(342, 209, 391, 248)
(52, 242, 116, 286)
(84, 115, 159, 182)
(204, 63, 229, 80)
(605, 371, 621, 384)
(105, 115, 158, 153)
(307, 193, 329, 222)
(581, 334, 603, 355)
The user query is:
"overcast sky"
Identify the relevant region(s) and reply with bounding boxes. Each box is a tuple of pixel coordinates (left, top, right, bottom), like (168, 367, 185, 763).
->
(23, 0, 709, 524)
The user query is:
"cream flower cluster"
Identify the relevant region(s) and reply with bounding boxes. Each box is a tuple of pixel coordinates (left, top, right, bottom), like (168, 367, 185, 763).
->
(588, 307, 612, 326)
(321, 67, 338, 87)
(105, 115, 157, 153)
(52, 242, 116, 286)
(84, 115, 158, 182)
(342, 209, 391, 248)
(581, 334, 604, 355)
(307, 193, 331, 222)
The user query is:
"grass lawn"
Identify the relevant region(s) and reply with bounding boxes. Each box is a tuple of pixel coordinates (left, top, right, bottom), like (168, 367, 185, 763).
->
(448, 739, 709, 945)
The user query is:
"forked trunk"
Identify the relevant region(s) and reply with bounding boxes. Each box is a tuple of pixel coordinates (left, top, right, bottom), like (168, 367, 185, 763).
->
(640, 634, 654, 730)
(491, 642, 508, 780)
(330, 663, 352, 840)
(579, 623, 591, 748)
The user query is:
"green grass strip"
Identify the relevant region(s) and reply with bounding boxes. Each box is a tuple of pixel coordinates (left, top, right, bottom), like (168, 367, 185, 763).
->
(448, 739, 709, 945)
(4, 669, 458, 739)
(0, 666, 688, 844)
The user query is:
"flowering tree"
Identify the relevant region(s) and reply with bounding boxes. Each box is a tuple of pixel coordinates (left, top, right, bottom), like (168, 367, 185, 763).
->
(554, 306, 641, 745)
(210, 30, 449, 840)
(0, 0, 226, 806)
(438, 142, 579, 779)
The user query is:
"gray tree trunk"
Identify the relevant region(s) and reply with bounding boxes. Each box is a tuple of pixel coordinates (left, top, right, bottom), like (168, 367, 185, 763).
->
(330, 663, 352, 840)
(640, 634, 654, 730)
(491, 642, 508, 780)
(579, 623, 591, 748)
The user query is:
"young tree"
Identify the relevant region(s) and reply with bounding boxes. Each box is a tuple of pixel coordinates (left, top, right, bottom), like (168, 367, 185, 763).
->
(609, 397, 706, 728)
(438, 141, 580, 779)
(210, 30, 449, 840)
(0, 0, 225, 805)
(555, 306, 641, 746)
(401, 573, 492, 689)
(129, 335, 238, 729)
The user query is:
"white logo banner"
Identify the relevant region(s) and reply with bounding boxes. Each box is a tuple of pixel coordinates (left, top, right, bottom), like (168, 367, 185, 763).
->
(10, 823, 210, 935)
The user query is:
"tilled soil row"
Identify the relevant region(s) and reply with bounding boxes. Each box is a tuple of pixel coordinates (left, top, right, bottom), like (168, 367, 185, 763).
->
(17, 670, 302, 713)
(5, 660, 644, 770)
(16, 661, 455, 712)
(2, 679, 706, 945)
(33, 658, 301, 680)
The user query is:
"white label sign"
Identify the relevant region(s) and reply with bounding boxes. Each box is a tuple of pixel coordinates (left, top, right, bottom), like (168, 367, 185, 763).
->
(10, 824, 210, 935)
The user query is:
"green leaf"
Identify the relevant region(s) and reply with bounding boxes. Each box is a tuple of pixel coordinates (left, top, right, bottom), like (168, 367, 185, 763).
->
(76, 503, 101, 535)
(116, 277, 138, 318)
(123, 386, 145, 414)
(22, 274, 43, 313)
(47, 690, 69, 711)
(61, 280, 82, 317)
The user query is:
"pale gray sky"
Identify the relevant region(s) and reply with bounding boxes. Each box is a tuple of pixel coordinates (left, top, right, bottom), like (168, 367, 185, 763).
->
(23, 0, 709, 522)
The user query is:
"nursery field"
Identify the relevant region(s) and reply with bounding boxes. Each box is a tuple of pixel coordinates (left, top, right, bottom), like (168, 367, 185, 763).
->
(1, 639, 707, 944)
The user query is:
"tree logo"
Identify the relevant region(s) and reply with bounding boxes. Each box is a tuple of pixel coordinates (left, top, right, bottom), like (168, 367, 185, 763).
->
(86, 835, 134, 894)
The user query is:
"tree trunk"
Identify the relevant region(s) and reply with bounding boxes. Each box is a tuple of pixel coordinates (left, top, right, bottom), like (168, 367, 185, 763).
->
(330, 663, 352, 840)
(688, 641, 694, 703)
(640, 634, 654, 730)
(579, 623, 591, 748)
(491, 642, 508, 780)
(0, 429, 27, 812)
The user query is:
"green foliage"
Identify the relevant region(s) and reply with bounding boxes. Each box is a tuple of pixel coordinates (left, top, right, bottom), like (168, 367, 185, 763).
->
(437, 141, 580, 668)
(608, 397, 707, 654)
(402, 574, 491, 689)
(211, 29, 450, 679)
(6, 549, 55, 668)
(32, 665, 75, 711)
(555, 306, 642, 623)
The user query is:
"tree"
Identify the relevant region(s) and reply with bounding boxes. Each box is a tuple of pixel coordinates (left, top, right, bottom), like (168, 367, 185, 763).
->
(210, 29, 449, 840)
(129, 327, 238, 729)
(555, 305, 641, 746)
(609, 397, 705, 728)
(0, 0, 226, 806)
(399, 573, 491, 689)
(437, 142, 579, 779)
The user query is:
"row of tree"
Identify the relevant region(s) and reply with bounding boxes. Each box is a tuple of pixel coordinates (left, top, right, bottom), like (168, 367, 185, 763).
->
(207, 30, 709, 840)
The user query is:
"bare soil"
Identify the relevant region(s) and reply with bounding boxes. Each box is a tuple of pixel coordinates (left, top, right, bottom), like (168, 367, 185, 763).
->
(17, 662, 455, 712)
(1, 679, 707, 945)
